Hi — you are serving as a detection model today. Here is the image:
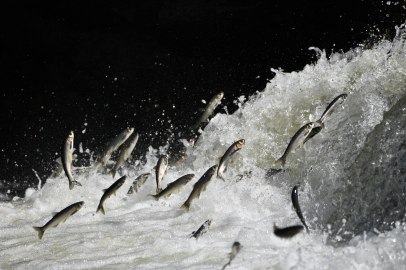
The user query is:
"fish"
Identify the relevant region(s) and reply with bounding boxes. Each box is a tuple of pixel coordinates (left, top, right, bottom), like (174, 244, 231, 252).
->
(129, 173, 151, 193)
(149, 174, 194, 201)
(217, 139, 245, 180)
(222, 242, 243, 270)
(302, 126, 323, 145)
(275, 122, 315, 168)
(291, 185, 310, 233)
(191, 219, 212, 239)
(96, 175, 127, 215)
(33, 201, 84, 240)
(108, 133, 139, 178)
(316, 94, 348, 128)
(61, 131, 82, 189)
(190, 92, 224, 130)
(155, 155, 168, 194)
(273, 224, 304, 238)
(98, 127, 134, 167)
(181, 165, 218, 212)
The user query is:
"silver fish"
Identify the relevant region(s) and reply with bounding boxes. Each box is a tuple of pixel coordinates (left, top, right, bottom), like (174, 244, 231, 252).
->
(61, 131, 81, 189)
(129, 173, 151, 193)
(98, 127, 134, 167)
(191, 219, 212, 239)
(181, 165, 218, 212)
(222, 242, 243, 270)
(292, 185, 310, 233)
(155, 155, 168, 194)
(149, 174, 194, 201)
(302, 126, 323, 145)
(218, 139, 245, 180)
(275, 122, 315, 168)
(274, 224, 303, 238)
(33, 201, 84, 240)
(108, 133, 139, 178)
(190, 92, 224, 130)
(316, 94, 347, 128)
(96, 175, 127, 215)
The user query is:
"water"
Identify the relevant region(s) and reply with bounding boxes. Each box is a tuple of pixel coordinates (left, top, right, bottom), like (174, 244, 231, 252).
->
(1, 25, 406, 269)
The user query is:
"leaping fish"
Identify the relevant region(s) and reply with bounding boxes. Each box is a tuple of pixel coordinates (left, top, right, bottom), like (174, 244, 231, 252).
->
(217, 139, 245, 180)
(291, 185, 310, 233)
(191, 219, 212, 239)
(149, 174, 194, 201)
(190, 92, 224, 130)
(155, 155, 168, 194)
(61, 131, 82, 189)
(97, 127, 134, 168)
(128, 173, 151, 194)
(275, 122, 315, 168)
(181, 165, 218, 212)
(316, 94, 347, 128)
(108, 133, 139, 178)
(33, 201, 84, 240)
(222, 242, 243, 270)
(96, 175, 127, 215)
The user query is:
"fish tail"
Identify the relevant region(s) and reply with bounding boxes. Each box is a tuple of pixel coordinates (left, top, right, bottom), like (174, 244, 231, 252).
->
(316, 120, 325, 128)
(73, 180, 82, 187)
(180, 201, 190, 212)
(96, 204, 105, 215)
(275, 158, 285, 168)
(107, 170, 115, 179)
(217, 173, 225, 181)
(33, 226, 44, 240)
(156, 187, 162, 194)
(69, 181, 74, 190)
(305, 225, 310, 234)
(148, 194, 160, 201)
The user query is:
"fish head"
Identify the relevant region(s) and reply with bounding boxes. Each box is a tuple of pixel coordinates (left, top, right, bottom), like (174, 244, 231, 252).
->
(342, 93, 348, 100)
(216, 92, 224, 101)
(162, 155, 169, 165)
(185, 174, 195, 183)
(236, 139, 245, 149)
(77, 201, 85, 209)
(210, 165, 219, 173)
(207, 219, 213, 227)
(67, 131, 74, 142)
(232, 242, 241, 252)
(126, 127, 135, 135)
(118, 176, 127, 186)
(306, 122, 315, 131)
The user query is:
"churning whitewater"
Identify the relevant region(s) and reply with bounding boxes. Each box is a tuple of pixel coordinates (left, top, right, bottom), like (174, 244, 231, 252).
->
(1, 25, 406, 269)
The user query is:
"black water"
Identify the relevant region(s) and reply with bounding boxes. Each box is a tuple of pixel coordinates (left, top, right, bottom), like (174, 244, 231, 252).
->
(1, 0, 405, 200)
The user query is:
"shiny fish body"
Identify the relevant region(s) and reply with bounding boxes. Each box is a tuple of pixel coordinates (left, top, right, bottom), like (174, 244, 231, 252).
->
(99, 127, 134, 167)
(275, 122, 315, 168)
(128, 173, 151, 194)
(33, 201, 84, 240)
(108, 133, 139, 178)
(61, 131, 81, 189)
(150, 174, 194, 201)
(190, 92, 224, 130)
(218, 139, 245, 180)
(181, 165, 218, 212)
(191, 219, 212, 239)
(316, 94, 347, 128)
(291, 185, 310, 233)
(155, 155, 168, 194)
(273, 224, 303, 238)
(96, 176, 127, 215)
(302, 126, 322, 145)
(222, 242, 242, 270)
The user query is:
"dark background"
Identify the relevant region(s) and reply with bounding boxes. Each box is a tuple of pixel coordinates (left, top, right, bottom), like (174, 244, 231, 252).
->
(1, 0, 405, 200)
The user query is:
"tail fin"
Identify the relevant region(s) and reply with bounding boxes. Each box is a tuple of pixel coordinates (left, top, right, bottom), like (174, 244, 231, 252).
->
(107, 170, 116, 179)
(305, 225, 310, 234)
(217, 173, 225, 181)
(69, 181, 74, 190)
(316, 120, 325, 128)
(148, 194, 160, 201)
(156, 187, 162, 194)
(33, 226, 44, 240)
(180, 202, 190, 212)
(96, 204, 105, 215)
(275, 158, 285, 168)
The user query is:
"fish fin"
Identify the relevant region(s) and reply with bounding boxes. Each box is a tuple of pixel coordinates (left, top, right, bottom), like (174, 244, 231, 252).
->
(52, 212, 58, 217)
(113, 191, 116, 196)
(70, 162, 74, 170)
(300, 141, 304, 147)
(55, 157, 62, 165)
(62, 217, 68, 223)
(275, 158, 285, 168)
(96, 204, 105, 215)
(73, 180, 82, 187)
(217, 174, 225, 181)
(102, 189, 107, 193)
(180, 202, 190, 212)
(334, 109, 337, 113)
(174, 189, 180, 194)
(217, 157, 221, 163)
(196, 190, 202, 197)
(306, 226, 310, 234)
(156, 188, 162, 194)
(127, 186, 134, 194)
(192, 183, 196, 188)
(304, 131, 310, 137)
(148, 194, 159, 201)
(106, 170, 115, 178)
(52, 223, 59, 228)
(69, 181, 74, 190)
(33, 226, 44, 240)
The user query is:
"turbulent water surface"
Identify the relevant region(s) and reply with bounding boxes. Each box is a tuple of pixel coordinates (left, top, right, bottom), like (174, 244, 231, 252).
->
(1, 25, 406, 269)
